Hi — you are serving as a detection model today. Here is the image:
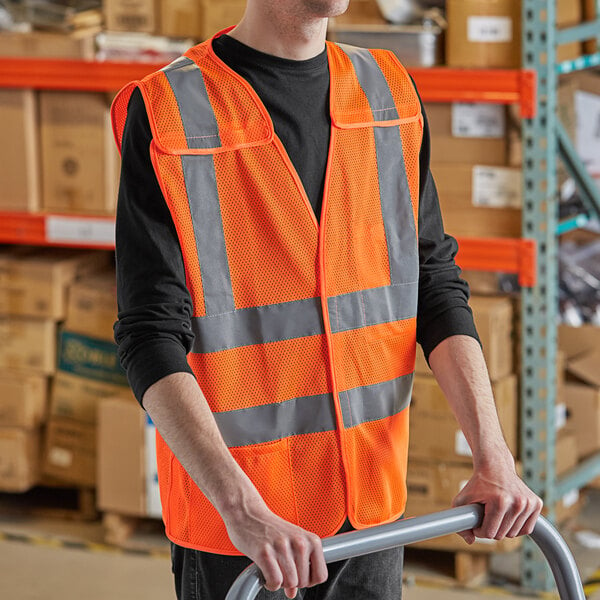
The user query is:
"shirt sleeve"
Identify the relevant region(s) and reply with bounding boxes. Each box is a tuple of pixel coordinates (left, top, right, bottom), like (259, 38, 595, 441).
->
(415, 94, 481, 362)
(114, 87, 195, 405)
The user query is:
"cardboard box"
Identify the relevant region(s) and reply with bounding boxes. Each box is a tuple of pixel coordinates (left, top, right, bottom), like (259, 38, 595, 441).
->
(50, 370, 132, 425)
(564, 383, 600, 460)
(0, 90, 40, 212)
(583, 0, 597, 54)
(0, 317, 57, 375)
(409, 373, 518, 462)
(49, 330, 130, 424)
(432, 163, 522, 238)
(470, 295, 515, 381)
(0, 427, 40, 492)
(40, 92, 120, 215)
(0, 247, 111, 320)
(104, 0, 159, 33)
(0, 371, 48, 429)
(407, 459, 473, 506)
(559, 324, 600, 360)
(556, 429, 578, 476)
(97, 398, 161, 517)
(43, 417, 96, 487)
(0, 30, 96, 59)
(160, 0, 246, 40)
(446, 0, 521, 68)
(426, 103, 508, 166)
(65, 270, 117, 341)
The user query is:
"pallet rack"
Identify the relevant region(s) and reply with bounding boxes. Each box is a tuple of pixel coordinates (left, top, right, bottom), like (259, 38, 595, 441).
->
(0, 4, 599, 590)
(521, 0, 600, 591)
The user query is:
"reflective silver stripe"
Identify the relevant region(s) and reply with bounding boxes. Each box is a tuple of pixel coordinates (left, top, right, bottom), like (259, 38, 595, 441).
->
(190, 284, 417, 353)
(214, 392, 336, 447)
(163, 57, 221, 150)
(213, 375, 412, 447)
(337, 44, 399, 122)
(339, 373, 413, 430)
(373, 126, 419, 284)
(181, 155, 235, 315)
(328, 282, 417, 334)
(190, 297, 323, 353)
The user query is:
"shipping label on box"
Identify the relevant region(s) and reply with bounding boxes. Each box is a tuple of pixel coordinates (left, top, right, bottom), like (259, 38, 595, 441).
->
(452, 103, 506, 138)
(43, 417, 96, 487)
(472, 166, 521, 208)
(467, 16, 513, 43)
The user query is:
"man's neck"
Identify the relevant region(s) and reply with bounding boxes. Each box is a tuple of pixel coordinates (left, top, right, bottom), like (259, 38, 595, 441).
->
(228, 3, 331, 60)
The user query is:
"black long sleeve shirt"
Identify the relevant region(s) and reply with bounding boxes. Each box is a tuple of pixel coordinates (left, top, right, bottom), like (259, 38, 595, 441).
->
(114, 34, 479, 404)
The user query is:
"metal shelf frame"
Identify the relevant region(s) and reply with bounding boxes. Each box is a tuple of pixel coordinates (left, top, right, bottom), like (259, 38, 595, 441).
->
(521, 0, 600, 591)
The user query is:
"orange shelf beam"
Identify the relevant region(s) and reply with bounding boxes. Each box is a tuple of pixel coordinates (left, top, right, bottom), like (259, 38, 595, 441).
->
(0, 58, 536, 117)
(0, 213, 537, 287)
(455, 236, 537, 287)
(0, 212, 115, 250)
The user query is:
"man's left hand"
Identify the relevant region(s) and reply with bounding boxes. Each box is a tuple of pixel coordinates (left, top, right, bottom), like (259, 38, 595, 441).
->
(451, 461, 543, 545)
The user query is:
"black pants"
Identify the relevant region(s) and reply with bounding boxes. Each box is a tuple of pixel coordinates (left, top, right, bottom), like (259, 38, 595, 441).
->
(171, 541, 404, 600)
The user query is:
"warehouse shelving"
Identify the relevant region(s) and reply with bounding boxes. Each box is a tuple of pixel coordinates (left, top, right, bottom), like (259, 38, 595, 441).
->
(521, 0, 600, 591)
(0, 8, 599, 592)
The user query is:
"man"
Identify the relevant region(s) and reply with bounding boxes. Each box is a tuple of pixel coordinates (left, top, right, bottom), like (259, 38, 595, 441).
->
(112, 1, 543, 598)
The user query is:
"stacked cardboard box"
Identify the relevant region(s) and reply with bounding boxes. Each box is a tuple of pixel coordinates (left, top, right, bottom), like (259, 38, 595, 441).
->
(104, 0, 246, 40)
(39, 91, 121, 216)
(407, 294, 521, 551)
(44, 269, 133, 488)
(0, 247, 110, 492)
(446, 0, 583, 68)
(426, 101, 521, 239)
(97, 398, 161, 518)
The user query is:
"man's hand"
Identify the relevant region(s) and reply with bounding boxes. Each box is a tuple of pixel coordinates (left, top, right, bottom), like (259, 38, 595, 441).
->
(224, 503, 328, 599)
(451, 459, 543, 545)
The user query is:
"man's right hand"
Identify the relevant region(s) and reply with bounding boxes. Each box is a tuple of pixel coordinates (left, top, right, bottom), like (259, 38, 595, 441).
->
(223, 503, 328, 599)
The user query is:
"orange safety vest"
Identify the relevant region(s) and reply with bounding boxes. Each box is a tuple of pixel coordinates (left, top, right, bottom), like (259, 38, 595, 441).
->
(112, 29, 423, 555)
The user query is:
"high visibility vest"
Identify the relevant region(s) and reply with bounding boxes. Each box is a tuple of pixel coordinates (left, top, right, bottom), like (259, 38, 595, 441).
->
(112, 29, 423, 555)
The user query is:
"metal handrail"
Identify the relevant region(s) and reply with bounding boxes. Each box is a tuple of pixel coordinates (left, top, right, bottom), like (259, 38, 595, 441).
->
(224, 505, 585, 600)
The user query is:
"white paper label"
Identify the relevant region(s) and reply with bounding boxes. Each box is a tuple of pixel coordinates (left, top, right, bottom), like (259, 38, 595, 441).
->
(46, 216, 115, 246)
(144, 416, 162, 518)
(467, 16, 513, 43)
(555, 403, 567, 431)
(452, 103, 506, 138)
(575, 91, 600, 180)
(472, 166, 522, 208)
(455, 431, 472, 457)
(48, 447, 72, 468)
(562, 490, 579, 509)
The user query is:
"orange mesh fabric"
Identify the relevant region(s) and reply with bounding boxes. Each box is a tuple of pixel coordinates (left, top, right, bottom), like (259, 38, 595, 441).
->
(324, 127, 391, 297)
(215, 144, 320, 308)
(344, 409, 409, 527)
(289, 431, 347, 537)
(331, 319, 417, 392)
(327, 42, 374, 126)
(188, 334, 329, 412)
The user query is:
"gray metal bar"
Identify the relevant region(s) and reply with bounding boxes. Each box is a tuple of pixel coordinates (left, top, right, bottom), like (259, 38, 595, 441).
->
(556, 21, 600, 46)
(557, 451, 600, 499)
(224, 505, 585, 600)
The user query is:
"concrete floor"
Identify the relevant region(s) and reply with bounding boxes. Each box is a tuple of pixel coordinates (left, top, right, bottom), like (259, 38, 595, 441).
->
(0, 493, 599, 600)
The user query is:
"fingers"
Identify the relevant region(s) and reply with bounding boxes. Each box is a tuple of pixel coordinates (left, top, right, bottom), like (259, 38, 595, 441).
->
(474, 494, 543, 541)
(257, 531, 327, 596)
